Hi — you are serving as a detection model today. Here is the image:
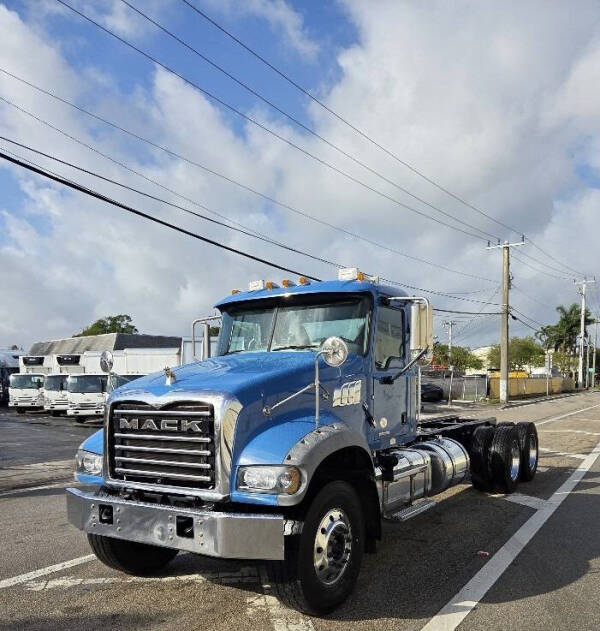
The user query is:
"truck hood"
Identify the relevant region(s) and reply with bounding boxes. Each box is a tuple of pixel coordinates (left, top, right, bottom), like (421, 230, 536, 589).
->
(115, 351, 334, 406)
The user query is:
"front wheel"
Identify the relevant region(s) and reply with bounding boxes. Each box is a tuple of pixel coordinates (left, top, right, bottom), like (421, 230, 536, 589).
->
(268, 481, 365, 616)
(16, 408, 26, 414)
(88, 534, 178, 575)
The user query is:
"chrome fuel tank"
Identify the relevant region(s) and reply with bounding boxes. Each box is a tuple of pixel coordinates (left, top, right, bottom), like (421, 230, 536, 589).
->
(417, 437, 469, 494)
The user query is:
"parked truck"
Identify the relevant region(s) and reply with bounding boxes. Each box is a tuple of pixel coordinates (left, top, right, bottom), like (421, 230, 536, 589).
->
(8, 355, 49, 413)
(66, 374, 108, 420)
(67, 269, 538, 615)
(43, 374, 70, 415)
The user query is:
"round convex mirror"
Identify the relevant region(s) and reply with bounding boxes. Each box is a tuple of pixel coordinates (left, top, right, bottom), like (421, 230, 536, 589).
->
(100, 350, 114, 373)
(320, 337, 349, 367)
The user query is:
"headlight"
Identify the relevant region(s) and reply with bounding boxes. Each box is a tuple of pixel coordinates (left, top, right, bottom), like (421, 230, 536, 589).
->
(75, 449, 103, 476)
(237, 465, 301, 495)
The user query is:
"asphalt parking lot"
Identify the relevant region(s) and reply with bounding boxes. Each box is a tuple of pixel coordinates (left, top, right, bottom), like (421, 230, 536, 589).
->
(1, 393, 600, 631)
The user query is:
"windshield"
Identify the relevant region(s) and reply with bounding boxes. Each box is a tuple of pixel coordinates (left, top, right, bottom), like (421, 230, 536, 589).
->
(219, 297, 370, 356)
(67, 375, 106, 393)
(44, 375, 68, 391)
(107, 374, 144, 393)
(9, 374, 44, 389)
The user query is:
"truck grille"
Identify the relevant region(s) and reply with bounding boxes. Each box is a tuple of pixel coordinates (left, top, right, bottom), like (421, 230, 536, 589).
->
(108, 401, 215, 490)
(75, 402, 102, 409)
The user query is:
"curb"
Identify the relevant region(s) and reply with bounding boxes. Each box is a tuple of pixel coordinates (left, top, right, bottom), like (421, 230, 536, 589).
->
(500, 391, 581, 409)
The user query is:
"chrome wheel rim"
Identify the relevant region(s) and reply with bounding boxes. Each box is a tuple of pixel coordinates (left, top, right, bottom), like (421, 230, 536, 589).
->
(528, 434, 538, 470)
(510, 440, 521, 481)
(313, 508, 352, 586)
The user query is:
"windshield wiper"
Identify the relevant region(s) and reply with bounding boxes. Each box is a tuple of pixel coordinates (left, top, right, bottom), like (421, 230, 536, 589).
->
(272, 344, 318, 351)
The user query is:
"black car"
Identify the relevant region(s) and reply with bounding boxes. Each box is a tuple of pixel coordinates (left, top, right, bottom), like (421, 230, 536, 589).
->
(421, 381, 444, 402)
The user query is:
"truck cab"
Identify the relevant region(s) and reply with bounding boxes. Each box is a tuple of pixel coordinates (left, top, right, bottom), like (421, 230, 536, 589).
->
(67, 270, 538, 615)
(43, 374, 69, 415)
(66, 374, 107, 420)
(8, 372, 45, 412)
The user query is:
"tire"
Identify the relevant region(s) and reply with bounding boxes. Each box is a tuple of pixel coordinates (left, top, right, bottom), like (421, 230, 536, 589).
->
(489, 425, 521, 494)
(469, 425, 495, 492)
(16, 408, 26, 414)
(516, 422, 538, 481)
(267, 481, 365, 616)
(87, 534, 178, 575)
(50, 411, 60, 417)
(74, 417, 87, 424)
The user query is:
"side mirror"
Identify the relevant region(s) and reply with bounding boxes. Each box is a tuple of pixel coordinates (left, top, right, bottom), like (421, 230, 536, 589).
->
(319, 337, 348, 367)
(100, 350, 114, 373)
(410, 301, 433, 365)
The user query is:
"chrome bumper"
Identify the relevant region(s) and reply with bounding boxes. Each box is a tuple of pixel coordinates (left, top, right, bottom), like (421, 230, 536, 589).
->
(66, 488, 285, 560)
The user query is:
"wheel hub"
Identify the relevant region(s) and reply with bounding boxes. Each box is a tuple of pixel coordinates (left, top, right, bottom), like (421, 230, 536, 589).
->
(529, 433, 537, 470)
(313, 508, 352, 585)
(510, 440, 521, 481)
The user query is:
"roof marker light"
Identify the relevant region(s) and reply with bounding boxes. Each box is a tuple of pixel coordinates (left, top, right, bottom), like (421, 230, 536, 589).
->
(231, 289, 240, 295)
(298, 276, 310, 285)
(282, 279, 296, 288)
(265, 281, 279, 290)
(248, 280, 265, 291)
(338, 267, 378, 283)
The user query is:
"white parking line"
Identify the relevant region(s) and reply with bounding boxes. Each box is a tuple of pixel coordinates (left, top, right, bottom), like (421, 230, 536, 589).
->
(0, 482, 68, 498)
(502, 493, 549, 511)
(0, 555, 95, 590)
(539, 429, 600, 436)
(538, 447, 587, 460)
(535, 401, 600, 426)
(24, 567, 259, 591)
(420, 436, 600, 631)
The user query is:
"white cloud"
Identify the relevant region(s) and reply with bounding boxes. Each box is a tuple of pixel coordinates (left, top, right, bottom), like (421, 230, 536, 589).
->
(204, 0, 319, 60)
(1, 1, 600, 351)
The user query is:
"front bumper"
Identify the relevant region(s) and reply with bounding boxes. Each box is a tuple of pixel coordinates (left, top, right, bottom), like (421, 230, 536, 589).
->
(10, 401, 42, 408)
(67, 408, 104, 416)
(46, 403, 69, 411)
(66, 487, 285, 560)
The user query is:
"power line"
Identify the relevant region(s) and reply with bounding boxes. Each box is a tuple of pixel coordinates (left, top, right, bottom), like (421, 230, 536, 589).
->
(0, 78, 497, 285)
(119, 0, 504, 244)
(0, 136, 502, 306)
(0, 135, 343, 269)
(180, 0, 521, 238)
(56, 0, 497, 244)
(517, 249, 579, 279)
(432, 308, 502, 315)
(510, 306, 544, 327)
(180, 0, 591, 280)
(0, 150, 324, 279)
(511, 253, 573, 281)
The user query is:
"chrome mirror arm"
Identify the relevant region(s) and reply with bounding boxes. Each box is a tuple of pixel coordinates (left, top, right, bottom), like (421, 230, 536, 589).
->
(380, 347, 428, 384)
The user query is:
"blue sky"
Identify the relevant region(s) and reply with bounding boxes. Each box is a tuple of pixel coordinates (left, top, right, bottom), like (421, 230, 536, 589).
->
(1, 0, 600, 349)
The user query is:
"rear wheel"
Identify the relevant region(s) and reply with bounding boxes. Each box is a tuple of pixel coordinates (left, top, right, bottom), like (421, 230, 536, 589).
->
(268, 481, 364, 616)
(490, 425, 521, 493)
(16, 408, 26, 414)
(470, 425, 495, 492)
(516, 422, 538, 481)
(87, 534, 178, 575)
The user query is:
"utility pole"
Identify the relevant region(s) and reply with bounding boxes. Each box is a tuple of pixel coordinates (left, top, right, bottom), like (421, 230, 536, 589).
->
(593, 319, 598, 389)
(487, 237, 526, 404)
(575, 278, 595, 389)
(443, 320, 457, 406)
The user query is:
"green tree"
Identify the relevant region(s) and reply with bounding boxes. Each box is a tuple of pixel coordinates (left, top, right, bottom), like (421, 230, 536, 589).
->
(487, 336, 545, 371)
(433, 343, 483, 372)
(75, 315, 138, 337)
(536, 303, 593, 354)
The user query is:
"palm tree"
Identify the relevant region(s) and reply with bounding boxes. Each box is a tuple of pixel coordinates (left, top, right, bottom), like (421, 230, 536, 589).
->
(536, 303, 593, 354)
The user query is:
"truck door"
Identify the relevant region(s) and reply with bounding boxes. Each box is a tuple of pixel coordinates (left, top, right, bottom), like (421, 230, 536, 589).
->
(372, 305, 410, 447)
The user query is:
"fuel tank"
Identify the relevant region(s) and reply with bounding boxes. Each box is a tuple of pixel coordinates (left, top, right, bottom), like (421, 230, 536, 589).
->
(379, 438, 470, 515)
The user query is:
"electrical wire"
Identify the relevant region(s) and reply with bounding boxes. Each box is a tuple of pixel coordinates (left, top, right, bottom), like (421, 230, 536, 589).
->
(56, 0, 497, 243)
(0, 137, 503, 305)
(119, 0, 504, 244)
(0, 81, 497, 285)
(0, 150, 324, 279)
(180, 0, 590, 279)
(512, 253, 573, 281)
(180, 0, 521, 238)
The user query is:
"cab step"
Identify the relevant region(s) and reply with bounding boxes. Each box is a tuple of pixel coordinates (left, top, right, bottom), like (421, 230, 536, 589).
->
(384, 499, 436, 522)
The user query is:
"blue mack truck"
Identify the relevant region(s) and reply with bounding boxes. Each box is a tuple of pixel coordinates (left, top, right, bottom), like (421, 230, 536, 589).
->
(67, 268, 539, 615)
